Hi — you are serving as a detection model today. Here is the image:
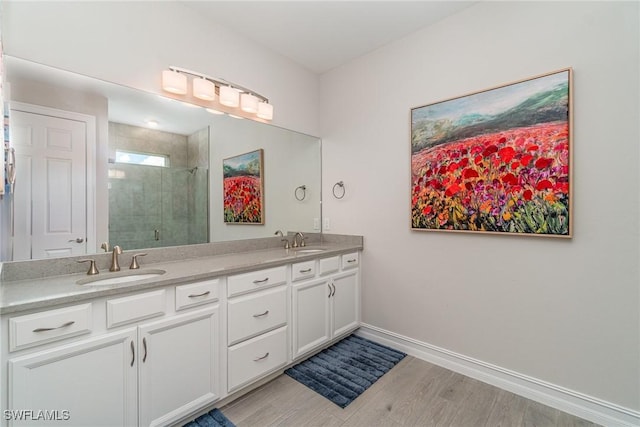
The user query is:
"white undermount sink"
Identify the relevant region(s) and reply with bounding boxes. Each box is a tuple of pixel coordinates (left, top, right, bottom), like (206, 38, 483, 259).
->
(77, 269, 166, 286)
(293, 248, 327, 254)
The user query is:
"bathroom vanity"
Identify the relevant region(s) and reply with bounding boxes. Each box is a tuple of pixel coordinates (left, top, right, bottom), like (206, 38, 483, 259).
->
(0, 236, 362, 426)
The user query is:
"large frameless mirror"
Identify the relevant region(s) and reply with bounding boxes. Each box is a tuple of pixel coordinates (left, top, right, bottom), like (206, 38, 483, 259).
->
(1, 56, 321, 261)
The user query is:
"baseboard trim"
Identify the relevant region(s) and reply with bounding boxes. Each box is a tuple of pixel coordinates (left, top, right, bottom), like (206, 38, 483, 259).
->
(356, 323, 639, 427)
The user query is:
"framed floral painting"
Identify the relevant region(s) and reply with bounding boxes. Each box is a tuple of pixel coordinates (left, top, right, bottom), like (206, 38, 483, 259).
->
(410, 68, 572, 237)
(223, 149, 264, 224)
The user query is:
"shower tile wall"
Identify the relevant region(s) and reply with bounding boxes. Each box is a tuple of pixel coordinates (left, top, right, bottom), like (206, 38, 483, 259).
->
(187, 127, 210, 245)
(108, 123, 209, 250)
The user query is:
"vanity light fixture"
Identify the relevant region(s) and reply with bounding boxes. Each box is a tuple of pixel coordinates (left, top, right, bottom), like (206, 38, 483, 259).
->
(161, 69, 187, 95)
(240, 92, 259, 113)
(161, 66, 274, 121)
(257, 102, 274, 121)
(193, 77, 216, 101)
(219, 86, 240, 107)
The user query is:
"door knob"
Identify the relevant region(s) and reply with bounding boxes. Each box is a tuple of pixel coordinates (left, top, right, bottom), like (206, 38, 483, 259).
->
(68, 238, 84, 243)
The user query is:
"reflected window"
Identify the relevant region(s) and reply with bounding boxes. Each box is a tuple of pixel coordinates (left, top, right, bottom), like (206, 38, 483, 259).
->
(115, 150, 169, 167)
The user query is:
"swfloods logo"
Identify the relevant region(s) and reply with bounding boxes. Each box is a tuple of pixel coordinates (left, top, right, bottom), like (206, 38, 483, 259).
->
(3, 410, 70, 421)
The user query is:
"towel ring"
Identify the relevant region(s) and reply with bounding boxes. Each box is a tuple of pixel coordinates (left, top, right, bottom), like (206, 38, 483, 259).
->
(332, 181, 345, 199)
(295, 185, 307, 201)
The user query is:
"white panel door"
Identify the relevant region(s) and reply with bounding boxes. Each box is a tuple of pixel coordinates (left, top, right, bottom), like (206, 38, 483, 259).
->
(138, 306, 220, 427)
(8, 329, 138, 427)
(11, 109, 87, 260)
(291, 277, 331, 359)
(331, 270, 359, 338)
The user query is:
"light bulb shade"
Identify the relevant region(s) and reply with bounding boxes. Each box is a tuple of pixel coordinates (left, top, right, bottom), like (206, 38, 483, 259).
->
(240, 93, 259, 113)
(219, 86, 240, 107)
(257, 102, 274, 120)
(193, 78, 216, 101)
(162, 70, 187, 95)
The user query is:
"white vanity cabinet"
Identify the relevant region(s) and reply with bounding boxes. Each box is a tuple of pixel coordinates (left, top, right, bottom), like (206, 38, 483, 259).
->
(2, 279, 222, 427)
(1, 246, 362, 426)
(292, 253, 360, 360)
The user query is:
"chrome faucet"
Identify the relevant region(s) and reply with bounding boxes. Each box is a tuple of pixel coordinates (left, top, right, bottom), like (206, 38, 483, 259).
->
(292, 232, 306, 248)
(110, 245, 122, 272)
(275, 230, 290, 249)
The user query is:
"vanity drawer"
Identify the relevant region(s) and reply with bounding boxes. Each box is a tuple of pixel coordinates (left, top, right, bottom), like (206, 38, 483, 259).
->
(228, 286, 287, 345)
(319, 256, 340, 276)
(228, 326, 287, 391)
(227, 266, 287, 297)
(175, 279, 220, 311)
(291, 260, 316, 281)
(341, 252, 360, 270)
(107, 289, 166, 328)
(9, 303, 93, 352)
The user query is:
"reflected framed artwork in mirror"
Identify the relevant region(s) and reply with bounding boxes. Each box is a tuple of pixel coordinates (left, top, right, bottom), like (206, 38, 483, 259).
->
(223, 149, 264, 225)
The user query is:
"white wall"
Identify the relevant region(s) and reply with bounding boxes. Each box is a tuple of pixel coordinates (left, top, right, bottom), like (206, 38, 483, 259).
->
(321, 0, 639, 414)
(2, 1, 319, 136)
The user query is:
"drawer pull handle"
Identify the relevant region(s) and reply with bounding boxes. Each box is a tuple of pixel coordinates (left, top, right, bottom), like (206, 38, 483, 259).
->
(347, 259, 357, 263)
(32, 320, 75, 333)
(331, 283, 336, 297)
(130, 341, 135, 367)
(253, 278, 269, 284)
(299, 268, 312, 273)
(253, 352, 270, 361)
(143, 337, 148, 363)
(253, 310, 270, 318)
(188, 291, 211, 298)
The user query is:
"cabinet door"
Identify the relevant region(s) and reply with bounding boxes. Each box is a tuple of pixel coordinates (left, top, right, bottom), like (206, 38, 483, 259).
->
(138, 306, 219, 427)
(8, 329, 137, 427)
(292, 278, 331, 359)
(331, 270, 359, 338)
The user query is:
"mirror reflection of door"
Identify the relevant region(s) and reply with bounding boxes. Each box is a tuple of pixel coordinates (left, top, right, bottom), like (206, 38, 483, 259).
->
(11, 104, 92, 260)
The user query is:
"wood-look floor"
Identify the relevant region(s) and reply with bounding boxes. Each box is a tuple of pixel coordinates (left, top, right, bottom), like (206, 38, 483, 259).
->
(221, 356, 600, 427)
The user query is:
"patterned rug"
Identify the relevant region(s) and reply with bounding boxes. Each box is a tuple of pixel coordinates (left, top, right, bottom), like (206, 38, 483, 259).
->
(285, 334, 406, 408)
(183, 408, 235, 427)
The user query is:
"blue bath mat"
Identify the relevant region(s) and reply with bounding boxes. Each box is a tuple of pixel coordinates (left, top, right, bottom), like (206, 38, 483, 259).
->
(285, 334, 406, 408)
(183, 408, 234, 427)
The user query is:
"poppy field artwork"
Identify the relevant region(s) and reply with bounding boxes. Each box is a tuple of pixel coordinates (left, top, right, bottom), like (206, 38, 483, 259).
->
(411, 69, 572, 237)
(223, 149, 264, 224)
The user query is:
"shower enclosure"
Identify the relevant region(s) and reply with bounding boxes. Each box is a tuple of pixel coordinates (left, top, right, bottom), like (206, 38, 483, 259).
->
(107, 122, 209, 251)
(108, 164, 209, 250)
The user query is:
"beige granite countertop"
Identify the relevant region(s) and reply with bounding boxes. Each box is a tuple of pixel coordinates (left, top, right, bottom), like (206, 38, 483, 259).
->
(0, 242, 362, 315)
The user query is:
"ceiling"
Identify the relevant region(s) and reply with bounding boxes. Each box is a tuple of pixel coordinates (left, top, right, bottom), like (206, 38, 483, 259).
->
(5, 2, 477, 135)
(181, 1, 476, 74)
